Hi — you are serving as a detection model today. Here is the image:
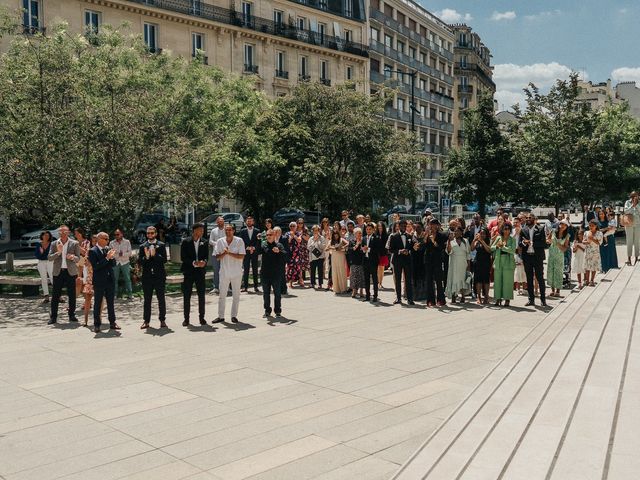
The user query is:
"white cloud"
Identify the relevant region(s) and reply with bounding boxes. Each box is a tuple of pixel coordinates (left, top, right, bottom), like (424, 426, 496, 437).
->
(435, 8, 473, 23)
(524, 10, 562, 21)
(491, 11, 516, 21)
(611, 67, 640, 84)
(493, 62, 587, 109)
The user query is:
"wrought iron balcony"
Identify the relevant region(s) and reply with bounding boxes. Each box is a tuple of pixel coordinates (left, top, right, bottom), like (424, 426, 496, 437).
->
(147, 46, 163, 54)
(298, 74, 311, 82)
(244, 64, 259, 74)
(275, 69, 289, 79)
(22, 25, 45, 35)
(320, 78, 332, 86)
(458, 84, 473, 93)
(192, 53, 209, 64)
(129, 0, 368, 57)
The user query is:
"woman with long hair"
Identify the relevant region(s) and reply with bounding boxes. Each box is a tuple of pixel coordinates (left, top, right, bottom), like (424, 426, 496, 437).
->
(491, 223, 516, 307)
(547, 220, 570, 297)
(35, 230, 54, 303)
(471, 227, 492, 305)
(376, 221, 389, 289)
(327, 230, 349, 294)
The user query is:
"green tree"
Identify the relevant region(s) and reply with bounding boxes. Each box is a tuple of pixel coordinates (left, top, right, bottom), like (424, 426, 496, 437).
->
(259, 82, 421, 218)
(441, 92, 514, 217)
(0, 19, 270, 232)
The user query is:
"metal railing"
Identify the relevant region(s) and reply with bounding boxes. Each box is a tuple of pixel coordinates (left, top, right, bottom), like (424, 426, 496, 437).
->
(320, 78, 332, 86)
(129, 0, 369, 57)
(275, 69, 289, 79)
(458, 84, 473, 93)
(244, 64, 259, 74)
(22, 25, 46, 35)
(298, 74, 311, 82)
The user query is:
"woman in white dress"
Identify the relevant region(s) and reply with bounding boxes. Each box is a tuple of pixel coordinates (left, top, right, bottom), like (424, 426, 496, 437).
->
(572, 228, 587, 289)
(584, 220, 603, 287)
(512, 217, 526, 295)
(445, 227, 471, 303)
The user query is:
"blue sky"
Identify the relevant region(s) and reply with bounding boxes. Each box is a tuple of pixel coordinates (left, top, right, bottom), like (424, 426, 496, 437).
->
(416, 0, 640, 110)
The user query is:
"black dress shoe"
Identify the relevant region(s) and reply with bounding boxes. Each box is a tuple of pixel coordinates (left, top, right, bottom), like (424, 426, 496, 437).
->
(47, 318, 57, 325)
(372, 297, 379, 302)
(69, 316, 79, 322)
(408, 300, 415, 305)
(275, 312, 282, 318)
(199, 318, 207, 325)
(94, 326, 101, 333)
(393, 299, 402, 305)
(160, 321, 168, 328)
(212, 318, 224, 324)
(365, 296, 371, 301)
(541, 302, 548, 307)
(140, 322, 149, 329)
(182, 319, 190, 327)
(110, 324, 121, 330)
(263, 310, 271, 317)
(231, 317, 239, 323)
(525, 301, 535, 306)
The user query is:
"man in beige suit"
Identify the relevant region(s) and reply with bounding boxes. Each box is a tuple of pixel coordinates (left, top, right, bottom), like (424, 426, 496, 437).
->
(48, 225, 81, 325)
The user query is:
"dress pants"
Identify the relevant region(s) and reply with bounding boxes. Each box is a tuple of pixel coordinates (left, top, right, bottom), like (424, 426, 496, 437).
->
(113, 263, 132, 296)
(183, 269, 206, 321)
(219, 274, 242, 319)
(425, 262, 445, 304)
(626, 226, 640, 258)
(262, 275, 282, 314)
(242, 252, 259, 289)
(363, 261, 378, 298)
(37, 260, 53, 296)
(93, 282, 116, 328)
(523, 252, 546, 303)
(310, 259, 324, 286)
(50, 269, 76, 320)
(211, 256, 221, 289)
(142, 276, 166, 323)
(393, 261, 413, 301)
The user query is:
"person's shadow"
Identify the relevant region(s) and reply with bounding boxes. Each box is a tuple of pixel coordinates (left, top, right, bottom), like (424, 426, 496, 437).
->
(267, 315, 298, 326)
(143, 326, 174, 336)
(93, 329, 122, 339)
(223, 320, 255, 331)
(187, 324, 217, 333)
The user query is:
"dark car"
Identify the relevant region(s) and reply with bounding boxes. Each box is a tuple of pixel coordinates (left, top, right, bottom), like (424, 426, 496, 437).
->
(273, 208, 321, 229)
(200, 212, 245, 236)
(134, 213, 188, 244)
(384, 205, 409, 217)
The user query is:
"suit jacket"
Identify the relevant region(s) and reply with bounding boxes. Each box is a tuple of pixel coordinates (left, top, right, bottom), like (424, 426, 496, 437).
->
(180, 236, 209, 274)
(388, 231, 414, 266)
(518, 224, 548, 255)
(138, 241, 167, 279)
(88, 245, 116, 288)
(423, 231, 448, 267)
(261, 241, 286, 278)
(240, 227, 261, 256)
(362, 234, 381, 267)
(48, 238, 81, 276)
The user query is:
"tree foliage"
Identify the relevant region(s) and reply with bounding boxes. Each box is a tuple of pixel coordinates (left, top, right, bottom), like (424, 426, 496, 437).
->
(441, 92, 514, 217)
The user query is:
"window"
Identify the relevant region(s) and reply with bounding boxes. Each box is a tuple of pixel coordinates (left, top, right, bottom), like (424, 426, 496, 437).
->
(143, 23, 158, 52)
(191, 32, 204, 57)
(397, 98, 405, 111)
(461, 97, 469, 109)
(384, 64, 393, 79)
(396, 11, 405, 25)
(190, 0, 201, 15)
(420, 52, 426, 64)
(370, 58, 380, 73)
(320, 60, 329, 80)
(273, 10, 283, 26)
(23, 0, 40, 31)
(384, 4, 393, 17)
(300, 56, 308, 77)
(276, 51, 286, 77)
(297, 17, 305, 30)
(420, 105, 427, 117)
(440, 111, 446, 122)
(370, 27, 379, 43)
(429, 108, 436, 118)
(419, 78, 426, 91)
(346, 65, 353, 80)
(384, 34, 392, 48)
(318, 23, 326, 43)
(84, 10, 100, 34)
(319, 0, 327, 9)
(242, 2, 252, 25)
(371, 0, 379, 10)
(244, 44, 255, 71)
(344, 29, 352, 42)
(345, 0, 352, 17)
(409, 46, 416, 59)
(397, 40, 405, 54)
(460, 76, 468, 86)
(460, 55, 468, 67)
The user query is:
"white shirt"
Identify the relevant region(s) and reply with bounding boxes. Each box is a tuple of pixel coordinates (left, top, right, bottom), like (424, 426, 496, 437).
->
(109, 238, 132, 266)
(365, 235, 372, 257)
(400, 232, 407, 248)
(527, 226, 535, 254)
(193, 238, 203, 262)
(60, 239, 69, 269)
(246, 227, 254, 240)
(214, 236, 246, 278)
(209, 226, 225, 249)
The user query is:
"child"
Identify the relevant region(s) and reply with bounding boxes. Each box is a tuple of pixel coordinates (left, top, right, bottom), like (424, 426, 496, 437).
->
(584, 220, 603, 287)
(572, 228, 586, 289)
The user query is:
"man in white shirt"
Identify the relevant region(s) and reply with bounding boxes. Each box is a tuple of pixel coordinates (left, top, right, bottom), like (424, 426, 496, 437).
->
(213, 224, 246, 323)
(109, 229, 133, 299)
(208, 216, 225, 294)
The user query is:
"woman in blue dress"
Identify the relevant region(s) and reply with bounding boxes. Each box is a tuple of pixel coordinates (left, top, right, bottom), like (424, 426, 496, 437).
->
(597, 210, 617, 272)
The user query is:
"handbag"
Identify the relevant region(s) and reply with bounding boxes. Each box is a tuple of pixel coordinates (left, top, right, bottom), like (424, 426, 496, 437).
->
(312, 247, 321, 258)
(621, 214, 634, 227)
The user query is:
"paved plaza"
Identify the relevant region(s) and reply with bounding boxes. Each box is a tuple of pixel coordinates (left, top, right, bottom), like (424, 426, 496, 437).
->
(0, 271, 560, 480)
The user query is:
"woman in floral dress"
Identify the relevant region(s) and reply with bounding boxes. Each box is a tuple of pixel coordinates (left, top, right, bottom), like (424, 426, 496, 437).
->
(285, 222, 303, 289)
(296, 218, 310, 287)
(584, 220, 603, 287)
(547, 220, 570, 297)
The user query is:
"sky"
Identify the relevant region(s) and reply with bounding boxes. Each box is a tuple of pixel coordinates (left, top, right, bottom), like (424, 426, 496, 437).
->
(415, 0, 640, 110)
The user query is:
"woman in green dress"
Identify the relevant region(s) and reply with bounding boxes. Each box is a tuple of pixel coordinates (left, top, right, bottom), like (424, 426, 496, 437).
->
(547, 220, 570, 297)
(491, 223, 516, 307)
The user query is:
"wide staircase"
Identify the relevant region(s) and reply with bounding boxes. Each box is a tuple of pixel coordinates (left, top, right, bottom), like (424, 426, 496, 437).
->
(392, 264, 640, 480)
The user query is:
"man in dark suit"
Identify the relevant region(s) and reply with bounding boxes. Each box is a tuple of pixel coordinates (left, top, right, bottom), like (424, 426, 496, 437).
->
(274, 226, 289, 295)
(240, 216, 261, 292)
(261, 229, 286, 317)
(88, 232, 120, 333)
(424, 218, 448, 307)
(138, 226, 168, 328)
(388, 219, 415, 305)
(519, 213, 548, 307)
(362, 223, 381, 302)
(181, 223, 209, 326)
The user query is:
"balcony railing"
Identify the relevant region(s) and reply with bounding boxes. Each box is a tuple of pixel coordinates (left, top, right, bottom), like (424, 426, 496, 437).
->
(320, 78, 332, 86)
(370, 70, 454, 109)
(275, 69, 289, 79)
(192, 53, 209, 64)
(454, 61, 495, 89)
(383, 106, 454, 133)
(22, 25, 46, 35)
(458, 84, 473, 93)
(147, 46, 163, 54)
(244, 64, 259, 74)
(130, 0, 368, 57)
(298, 74, 311, 82)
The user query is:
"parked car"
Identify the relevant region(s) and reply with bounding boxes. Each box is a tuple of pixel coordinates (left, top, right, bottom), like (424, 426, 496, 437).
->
(384, 205, 409, 217)
(134, 213, 188, 244)
(423, 201, 440, 214)
(465, 202, 479, 213)
(20, 227, 63, 249)
(200, 212, 245, 236)
(272, 208, 321, 229)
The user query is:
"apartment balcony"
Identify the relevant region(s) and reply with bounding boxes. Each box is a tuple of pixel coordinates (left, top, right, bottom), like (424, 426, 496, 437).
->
(454, 62, 496, 89)
(147, 46, 163, 54)
(320, 78, 332, 86)
(298, 74, 311, 82)
(192, 53, 209, 64)
(289, 0, 365, 22)
(244, 64, 259, 74)
(22, 25, 46, 35)
(383, 106, 454, 133)
(275, 69, 289, 79)
(129, 0, 368, 57)
(458, 84, 473, 94)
